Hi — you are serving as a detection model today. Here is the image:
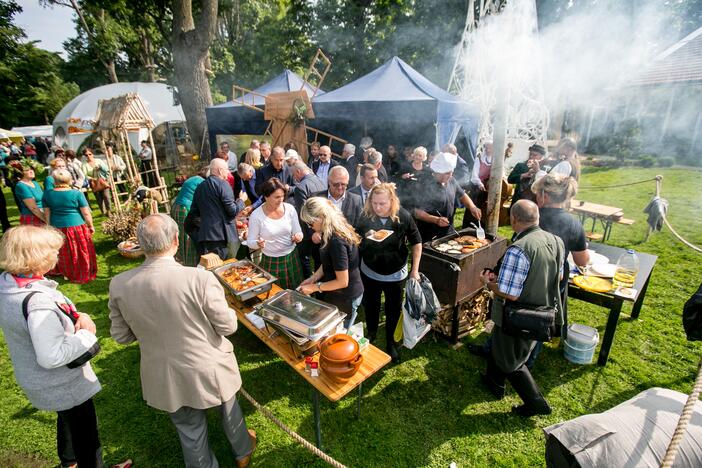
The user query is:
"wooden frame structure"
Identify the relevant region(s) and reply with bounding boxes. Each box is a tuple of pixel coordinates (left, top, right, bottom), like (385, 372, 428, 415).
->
(229, 49, 347, 161)
(93, 93, 170, 214)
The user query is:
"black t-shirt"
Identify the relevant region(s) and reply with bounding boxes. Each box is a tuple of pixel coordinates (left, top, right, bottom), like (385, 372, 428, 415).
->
(319, 234, 364, 300)
(356, 208, 422, 275)
(414, 173, 466, 241)
(539, 207, 587, 287)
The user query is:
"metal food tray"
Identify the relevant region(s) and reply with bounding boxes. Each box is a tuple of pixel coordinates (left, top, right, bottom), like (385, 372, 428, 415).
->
(255, 289, 341, 337)
(261, 309, 346, 343)
(262, 312, 346, 358)
(212, 260, 277, 301)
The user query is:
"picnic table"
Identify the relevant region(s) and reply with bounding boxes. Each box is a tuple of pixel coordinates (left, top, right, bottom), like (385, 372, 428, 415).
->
(570, 199, 634, 242)
(568, 242, 657, 366)
(224, 283, 390, 449)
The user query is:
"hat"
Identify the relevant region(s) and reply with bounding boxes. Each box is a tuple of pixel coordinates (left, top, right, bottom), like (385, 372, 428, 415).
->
(430, 152, 457, 173)
(528, 144, 546, 156)
(284, 149, 299, 160)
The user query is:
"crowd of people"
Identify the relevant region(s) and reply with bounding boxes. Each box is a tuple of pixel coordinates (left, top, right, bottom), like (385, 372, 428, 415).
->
(0, 134, 587, 466)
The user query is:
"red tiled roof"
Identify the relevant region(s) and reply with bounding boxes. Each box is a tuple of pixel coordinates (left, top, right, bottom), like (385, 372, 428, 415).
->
(627, 27, 702, 87)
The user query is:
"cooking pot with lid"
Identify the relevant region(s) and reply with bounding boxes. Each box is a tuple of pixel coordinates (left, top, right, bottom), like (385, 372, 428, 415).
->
(319, 334, 363, 382)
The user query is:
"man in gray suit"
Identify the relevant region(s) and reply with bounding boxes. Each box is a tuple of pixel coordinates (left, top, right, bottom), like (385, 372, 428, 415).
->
(290, 162, 326, 277)
(109, 214, 256, 467)
(315, 165, 363, 227)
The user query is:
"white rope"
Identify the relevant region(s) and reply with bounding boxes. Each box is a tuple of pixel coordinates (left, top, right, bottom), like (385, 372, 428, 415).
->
(661, 357, 702, 467)
(239, 388, 348, 468)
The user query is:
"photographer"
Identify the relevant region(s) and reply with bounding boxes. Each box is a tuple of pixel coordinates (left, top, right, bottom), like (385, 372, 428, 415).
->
(507, 144, 546, 206)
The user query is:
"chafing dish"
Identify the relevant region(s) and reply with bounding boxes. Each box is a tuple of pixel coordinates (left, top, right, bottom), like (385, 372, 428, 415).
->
(254, 289, 346, 357)
(212, 260, 277, 301)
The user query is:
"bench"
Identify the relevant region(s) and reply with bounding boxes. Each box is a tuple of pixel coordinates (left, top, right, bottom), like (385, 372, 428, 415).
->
(614, 217, 635, 225)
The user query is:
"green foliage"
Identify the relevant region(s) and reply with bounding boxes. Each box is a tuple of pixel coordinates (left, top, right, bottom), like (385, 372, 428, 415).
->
(2, 167, 702, 466)
(659, 156, 675, 168)
(0, 2, 79, 127)
(638, 154, 655, 168)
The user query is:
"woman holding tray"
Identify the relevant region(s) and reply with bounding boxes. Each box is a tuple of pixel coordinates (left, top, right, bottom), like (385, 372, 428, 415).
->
(355, 183, 422, 363)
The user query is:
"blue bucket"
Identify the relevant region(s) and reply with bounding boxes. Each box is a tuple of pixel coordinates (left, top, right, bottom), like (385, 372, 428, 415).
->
(564, 324, 599, 365)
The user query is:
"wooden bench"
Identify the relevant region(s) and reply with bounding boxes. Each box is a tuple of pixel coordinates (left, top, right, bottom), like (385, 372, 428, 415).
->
(614, 217, 635, 225)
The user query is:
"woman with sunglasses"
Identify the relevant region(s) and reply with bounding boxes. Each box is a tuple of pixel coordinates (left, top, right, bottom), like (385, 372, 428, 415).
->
(355, 183, 422, 363)
(299, 197, 363, 329)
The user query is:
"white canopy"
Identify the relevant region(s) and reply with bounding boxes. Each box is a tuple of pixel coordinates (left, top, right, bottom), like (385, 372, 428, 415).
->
(53, 82, 185, 150)
(11, 125, 53, 138)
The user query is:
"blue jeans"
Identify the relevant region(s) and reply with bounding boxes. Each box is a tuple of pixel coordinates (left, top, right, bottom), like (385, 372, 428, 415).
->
(344, 294, 363, 330)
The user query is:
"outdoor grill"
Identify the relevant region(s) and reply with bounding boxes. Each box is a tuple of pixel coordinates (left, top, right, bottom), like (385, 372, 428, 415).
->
(420, 228, 507, 306)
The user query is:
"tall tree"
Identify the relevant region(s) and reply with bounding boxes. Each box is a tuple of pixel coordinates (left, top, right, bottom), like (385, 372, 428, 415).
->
(171, 0, 218, 156)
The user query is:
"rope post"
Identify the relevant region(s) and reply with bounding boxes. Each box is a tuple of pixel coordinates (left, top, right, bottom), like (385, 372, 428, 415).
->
(661, 356, 702, 467)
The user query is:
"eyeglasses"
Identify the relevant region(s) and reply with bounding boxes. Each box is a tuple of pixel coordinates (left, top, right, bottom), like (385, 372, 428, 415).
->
(330, 182, 348, 188)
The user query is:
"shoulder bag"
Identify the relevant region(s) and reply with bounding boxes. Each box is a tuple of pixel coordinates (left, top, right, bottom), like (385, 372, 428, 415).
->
(22, 291, 100, 368)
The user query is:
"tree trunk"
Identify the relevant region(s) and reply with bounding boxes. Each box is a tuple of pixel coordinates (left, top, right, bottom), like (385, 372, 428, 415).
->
(171, 0, 218, 158)
(105, 59, 119, 84)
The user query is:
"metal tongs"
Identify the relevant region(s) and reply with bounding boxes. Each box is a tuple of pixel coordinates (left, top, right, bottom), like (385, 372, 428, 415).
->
(242, 272, 263, 283)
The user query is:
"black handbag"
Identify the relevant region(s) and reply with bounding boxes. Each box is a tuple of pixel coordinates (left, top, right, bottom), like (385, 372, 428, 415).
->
(502, 301, 557, 342)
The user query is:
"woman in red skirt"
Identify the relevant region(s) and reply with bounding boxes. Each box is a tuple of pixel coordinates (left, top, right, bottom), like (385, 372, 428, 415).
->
(13, 164, 46, 226)
(42, 169, 97, 284)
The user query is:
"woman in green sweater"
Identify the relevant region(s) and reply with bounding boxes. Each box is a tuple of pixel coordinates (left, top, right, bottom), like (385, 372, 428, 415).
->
(42, 169, 97, 284)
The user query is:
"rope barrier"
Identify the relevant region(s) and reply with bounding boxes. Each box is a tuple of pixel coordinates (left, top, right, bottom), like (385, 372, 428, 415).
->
(662, 216, 702, 254)
(578, 177, 659, 190)
(661, 357, 702, 467)
(239, 388, 348, 468)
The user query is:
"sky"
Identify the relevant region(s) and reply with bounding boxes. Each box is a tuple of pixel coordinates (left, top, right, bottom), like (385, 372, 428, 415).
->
(15, 1, 76, 56)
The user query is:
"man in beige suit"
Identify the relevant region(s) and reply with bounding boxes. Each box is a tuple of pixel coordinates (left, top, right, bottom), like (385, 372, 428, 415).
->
(108, 214, 256, 468)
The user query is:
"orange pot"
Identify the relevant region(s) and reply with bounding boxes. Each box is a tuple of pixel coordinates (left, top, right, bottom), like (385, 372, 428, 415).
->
(319, 334, 363, 382)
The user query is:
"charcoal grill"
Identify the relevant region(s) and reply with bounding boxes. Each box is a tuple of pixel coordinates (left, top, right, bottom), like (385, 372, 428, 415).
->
(419, 228, 507, 343)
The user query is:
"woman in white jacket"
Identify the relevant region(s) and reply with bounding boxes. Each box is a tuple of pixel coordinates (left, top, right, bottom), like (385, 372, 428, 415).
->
(0, 225, 129, 468)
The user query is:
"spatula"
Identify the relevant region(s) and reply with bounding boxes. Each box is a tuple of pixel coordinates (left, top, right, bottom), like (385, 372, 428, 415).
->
(475, 219, 486, 240)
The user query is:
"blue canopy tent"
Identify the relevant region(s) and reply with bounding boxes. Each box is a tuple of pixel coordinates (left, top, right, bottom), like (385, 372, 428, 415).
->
(310, 56, 479, 160)
(205, 69, 323, 153)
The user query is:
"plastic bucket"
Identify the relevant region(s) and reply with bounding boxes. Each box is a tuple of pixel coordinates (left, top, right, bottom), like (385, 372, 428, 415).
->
(564, 323, 599, 365)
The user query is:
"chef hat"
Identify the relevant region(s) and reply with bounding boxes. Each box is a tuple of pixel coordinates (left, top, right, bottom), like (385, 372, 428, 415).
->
(430, 152, 457, 173)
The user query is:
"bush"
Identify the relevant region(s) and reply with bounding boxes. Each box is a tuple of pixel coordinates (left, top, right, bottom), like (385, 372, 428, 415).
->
(639, 155, 655, 167)
(659, 156, 675, 167)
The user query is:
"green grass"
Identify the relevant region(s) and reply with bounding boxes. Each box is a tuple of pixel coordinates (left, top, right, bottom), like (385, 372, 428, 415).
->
(1, 167, 701, 467)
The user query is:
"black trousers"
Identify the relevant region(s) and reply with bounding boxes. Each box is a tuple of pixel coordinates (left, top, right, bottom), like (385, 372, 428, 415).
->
(361, 272, 406, 347)
(197, 240, 229, 261)
(141, 160, 157, 187)
(57, 398, 103, 468)
(0, 186, 11, 232)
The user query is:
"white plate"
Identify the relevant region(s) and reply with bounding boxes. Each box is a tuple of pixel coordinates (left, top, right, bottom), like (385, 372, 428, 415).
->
(589, 263, 617, 278)
(366, 230, 394, 242)
(587, 250, 609, 266)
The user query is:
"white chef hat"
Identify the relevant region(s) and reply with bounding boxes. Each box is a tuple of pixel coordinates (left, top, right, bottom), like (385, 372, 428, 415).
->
(284, 149, 300, 160)
(430, 152, 457, 173)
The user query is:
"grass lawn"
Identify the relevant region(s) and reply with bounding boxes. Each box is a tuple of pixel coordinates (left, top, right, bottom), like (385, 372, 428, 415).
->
(1, 167, 701, 467)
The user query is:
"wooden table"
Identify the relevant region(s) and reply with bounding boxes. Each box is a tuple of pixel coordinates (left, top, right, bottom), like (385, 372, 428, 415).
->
(568, 242, 657, 366)
(570, 200, 625, 242)
(225, 284, 391, 448)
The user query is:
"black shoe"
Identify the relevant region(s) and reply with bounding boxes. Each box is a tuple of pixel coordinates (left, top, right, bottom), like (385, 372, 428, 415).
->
(480, 373, 505, 399)
(468, 343, 490, 359)
(511, 403, 552, 417)
(387, 344, 401, 364)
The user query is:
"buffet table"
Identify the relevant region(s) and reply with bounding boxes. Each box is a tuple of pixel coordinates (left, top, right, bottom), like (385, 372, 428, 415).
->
(568, 242, 657, 366)
(224, 283, 391, 449)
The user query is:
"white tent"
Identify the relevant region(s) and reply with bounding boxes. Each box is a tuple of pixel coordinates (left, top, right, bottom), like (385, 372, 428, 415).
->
(11, 125, 53, 138)
(53, 82, 185, 150)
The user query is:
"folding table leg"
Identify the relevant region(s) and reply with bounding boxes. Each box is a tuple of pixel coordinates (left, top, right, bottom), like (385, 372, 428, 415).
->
(598, 299, 623, 366)
(312, 389, 322, 448)
(356, 382, 363, 418)
(631, 273, 652, 319)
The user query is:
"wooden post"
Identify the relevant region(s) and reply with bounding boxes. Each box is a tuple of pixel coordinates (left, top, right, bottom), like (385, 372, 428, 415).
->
(486, 88, 508, 236)
(147, 128, 170, 214)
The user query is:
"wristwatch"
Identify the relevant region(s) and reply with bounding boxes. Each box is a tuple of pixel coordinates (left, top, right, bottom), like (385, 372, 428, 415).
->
(316, 281, 323, 293)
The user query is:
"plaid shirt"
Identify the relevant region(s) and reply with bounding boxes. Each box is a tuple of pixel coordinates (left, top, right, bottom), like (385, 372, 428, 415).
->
(496, 246, 530, 298)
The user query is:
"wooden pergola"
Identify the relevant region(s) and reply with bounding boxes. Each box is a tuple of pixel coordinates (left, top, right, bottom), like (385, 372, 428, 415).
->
(93, 93, 170, 214)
